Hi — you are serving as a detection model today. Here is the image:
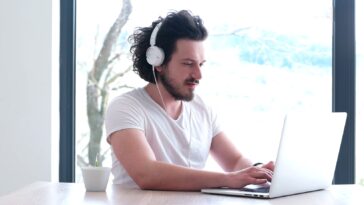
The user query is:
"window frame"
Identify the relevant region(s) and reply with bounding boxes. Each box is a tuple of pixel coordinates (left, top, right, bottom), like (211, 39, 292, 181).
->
(332, 0, 356, 184)
(59, 0, 356, 183)
(59, 0, 76, 182)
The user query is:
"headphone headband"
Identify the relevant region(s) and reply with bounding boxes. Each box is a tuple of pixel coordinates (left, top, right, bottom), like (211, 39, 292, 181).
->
(150, 22, 163, 46)
(146, 21, 165, 67)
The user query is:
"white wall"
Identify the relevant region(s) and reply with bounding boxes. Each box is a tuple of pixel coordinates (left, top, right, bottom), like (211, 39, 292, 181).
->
(0, 0, 57, 195)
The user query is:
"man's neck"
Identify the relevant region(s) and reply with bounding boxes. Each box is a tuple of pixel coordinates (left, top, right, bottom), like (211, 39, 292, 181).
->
(144, 84, 182, 119)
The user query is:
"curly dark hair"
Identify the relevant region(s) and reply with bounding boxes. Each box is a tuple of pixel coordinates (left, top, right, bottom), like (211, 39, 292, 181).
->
(128, 10, 208, 83)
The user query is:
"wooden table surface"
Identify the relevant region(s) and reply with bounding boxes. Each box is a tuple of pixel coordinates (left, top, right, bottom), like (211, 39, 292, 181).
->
(0, 181, 363, 205)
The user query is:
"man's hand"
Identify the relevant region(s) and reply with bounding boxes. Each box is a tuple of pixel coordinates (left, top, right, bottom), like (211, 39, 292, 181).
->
(225, 164, 274, 189)
(261, 161, 275, 171)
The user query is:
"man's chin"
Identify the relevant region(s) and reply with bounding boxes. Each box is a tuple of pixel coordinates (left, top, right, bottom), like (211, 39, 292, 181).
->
(174, 93, 194, 102)
(182, 93, 194, 102)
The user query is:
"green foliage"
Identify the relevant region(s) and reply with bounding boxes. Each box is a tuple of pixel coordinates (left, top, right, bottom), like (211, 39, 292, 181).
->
(360, 178, 364, 186)
(95, 153, 100, 167)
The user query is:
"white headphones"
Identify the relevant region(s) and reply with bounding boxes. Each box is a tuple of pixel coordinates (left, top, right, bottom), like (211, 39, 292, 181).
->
(146, 22, 165, 67)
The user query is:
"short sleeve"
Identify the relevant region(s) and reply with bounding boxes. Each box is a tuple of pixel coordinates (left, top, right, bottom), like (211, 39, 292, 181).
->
(104, 95, 145, 143)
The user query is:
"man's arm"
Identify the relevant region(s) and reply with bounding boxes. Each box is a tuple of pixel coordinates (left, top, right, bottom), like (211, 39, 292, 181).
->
(210, 132, 253, 171)
(109, 129, 272, 191)
(210, 132, 274, 174)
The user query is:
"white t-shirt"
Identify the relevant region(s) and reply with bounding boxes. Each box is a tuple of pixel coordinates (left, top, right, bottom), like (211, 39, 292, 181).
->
(105, 87, 222, 188)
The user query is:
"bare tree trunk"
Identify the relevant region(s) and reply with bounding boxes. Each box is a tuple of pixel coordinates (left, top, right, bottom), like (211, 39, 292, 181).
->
(86, 0, 132, 166)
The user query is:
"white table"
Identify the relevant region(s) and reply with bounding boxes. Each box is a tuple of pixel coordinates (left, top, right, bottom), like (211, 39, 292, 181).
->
(0, 181, 363, 205)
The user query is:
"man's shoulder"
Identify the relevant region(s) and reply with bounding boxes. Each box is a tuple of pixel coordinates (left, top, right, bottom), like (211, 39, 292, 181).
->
(111, 88, 143, 102)
(107, 88, 147, 109)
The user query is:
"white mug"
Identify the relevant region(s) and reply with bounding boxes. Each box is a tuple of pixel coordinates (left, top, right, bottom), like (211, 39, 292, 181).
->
(81, 167, 111, 192)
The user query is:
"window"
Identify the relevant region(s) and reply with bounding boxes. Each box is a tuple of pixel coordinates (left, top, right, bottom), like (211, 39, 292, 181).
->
(356, 0, 364, 185)
(60, 0, 354, 183)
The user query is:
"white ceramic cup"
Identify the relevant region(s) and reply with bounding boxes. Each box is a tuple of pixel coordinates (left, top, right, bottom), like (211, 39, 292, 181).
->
(81, 167, 111, 192)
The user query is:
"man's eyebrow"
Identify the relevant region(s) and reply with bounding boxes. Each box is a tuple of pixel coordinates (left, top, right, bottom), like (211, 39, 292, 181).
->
(180, 58, 194, 61)
(181, 58, 206, 64)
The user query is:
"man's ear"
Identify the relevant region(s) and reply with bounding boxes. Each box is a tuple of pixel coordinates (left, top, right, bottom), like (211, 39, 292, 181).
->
(155, 66, 163, 72)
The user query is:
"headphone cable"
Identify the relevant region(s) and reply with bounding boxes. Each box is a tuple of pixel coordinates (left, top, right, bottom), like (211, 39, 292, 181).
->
(152, 66, 192, 168)
(152, 66, 167, 111)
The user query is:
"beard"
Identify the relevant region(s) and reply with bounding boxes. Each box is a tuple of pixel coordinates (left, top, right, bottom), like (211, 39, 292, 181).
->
(159, 72, 198, 102)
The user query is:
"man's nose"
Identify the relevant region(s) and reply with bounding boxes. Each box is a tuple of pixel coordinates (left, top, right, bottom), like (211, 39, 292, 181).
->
(192, 65, 202, 80)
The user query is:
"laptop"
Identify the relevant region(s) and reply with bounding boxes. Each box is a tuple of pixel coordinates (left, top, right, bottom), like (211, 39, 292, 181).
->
(201, 112, 347, 199)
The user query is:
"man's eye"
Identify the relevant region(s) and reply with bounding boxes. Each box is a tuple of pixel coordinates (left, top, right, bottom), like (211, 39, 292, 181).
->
(183, 62, 193, 66)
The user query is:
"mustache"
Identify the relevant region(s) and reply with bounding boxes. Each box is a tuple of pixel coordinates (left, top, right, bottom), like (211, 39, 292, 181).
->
(186, 78, 199, 84)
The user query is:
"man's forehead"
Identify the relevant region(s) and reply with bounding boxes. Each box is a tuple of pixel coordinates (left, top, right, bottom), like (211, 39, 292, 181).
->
(173, 39, 205, 61)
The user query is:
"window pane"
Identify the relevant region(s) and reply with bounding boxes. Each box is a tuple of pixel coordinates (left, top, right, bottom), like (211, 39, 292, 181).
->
(76, 0, 332, 182)
(356, 0, 364, 185)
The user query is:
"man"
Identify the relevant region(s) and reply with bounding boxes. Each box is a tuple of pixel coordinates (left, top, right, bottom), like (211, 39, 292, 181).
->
(105, 10, 274, 191)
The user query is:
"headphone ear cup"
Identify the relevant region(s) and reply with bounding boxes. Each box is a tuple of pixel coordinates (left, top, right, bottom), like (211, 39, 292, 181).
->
(146, 45, 165, 67)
